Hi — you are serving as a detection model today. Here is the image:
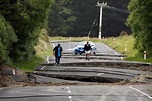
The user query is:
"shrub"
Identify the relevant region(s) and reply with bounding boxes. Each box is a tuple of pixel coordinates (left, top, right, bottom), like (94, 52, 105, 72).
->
(0, 14, 17, 64)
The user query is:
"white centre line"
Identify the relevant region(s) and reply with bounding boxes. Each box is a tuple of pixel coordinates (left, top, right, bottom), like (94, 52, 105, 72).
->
(41, 66, 46, 70)
(68, 90, 71, 93)
(67, 87, 73, 101)
(98, 73, 104, 76)
(129, 86, 152, 100)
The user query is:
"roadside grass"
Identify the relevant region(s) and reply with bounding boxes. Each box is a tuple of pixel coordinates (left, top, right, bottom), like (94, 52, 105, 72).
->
(14, 29, 53, 72)
(100, 36, 152, 63)
(15, 55, 44, 72)
(49, 36, 68, 41)
(100, 35, 136, 57)
(15, 48, 52, 72)
(125, 56, 152, 63)
(50, 36, 99, 42)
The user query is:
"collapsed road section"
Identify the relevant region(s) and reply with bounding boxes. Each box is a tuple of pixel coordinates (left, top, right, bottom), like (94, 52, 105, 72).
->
(33, 62, 152, 84)
(32, 41, 152, 85)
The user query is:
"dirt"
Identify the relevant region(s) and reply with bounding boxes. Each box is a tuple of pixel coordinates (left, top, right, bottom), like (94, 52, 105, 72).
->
(0, 65, 28, 87)
(0, 64, 152, 87)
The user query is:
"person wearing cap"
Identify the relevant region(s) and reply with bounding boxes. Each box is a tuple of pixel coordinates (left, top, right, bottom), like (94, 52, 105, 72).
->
(53, 44, 63, 65)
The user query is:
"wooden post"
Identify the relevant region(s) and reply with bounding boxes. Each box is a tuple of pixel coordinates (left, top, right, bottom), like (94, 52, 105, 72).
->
(113, 38, 115, 44)
(125, 44, 127, 51)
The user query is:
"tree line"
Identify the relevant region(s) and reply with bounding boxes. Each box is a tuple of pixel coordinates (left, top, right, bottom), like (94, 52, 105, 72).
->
(48, 0, 131, 37)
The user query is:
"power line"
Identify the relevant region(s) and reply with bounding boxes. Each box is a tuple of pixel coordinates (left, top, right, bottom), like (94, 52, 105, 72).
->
(87, 18, 97, 37)
(104, 9, 127, 21)
(106, 6, 130, 14)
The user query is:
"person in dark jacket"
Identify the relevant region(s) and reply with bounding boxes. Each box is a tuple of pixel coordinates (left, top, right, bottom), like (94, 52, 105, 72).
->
(53, 44, 63, 65)
(84, 41, 91, 60)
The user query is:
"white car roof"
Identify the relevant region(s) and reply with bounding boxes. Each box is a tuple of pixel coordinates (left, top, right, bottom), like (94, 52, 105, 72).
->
(78, 41, 95, 46)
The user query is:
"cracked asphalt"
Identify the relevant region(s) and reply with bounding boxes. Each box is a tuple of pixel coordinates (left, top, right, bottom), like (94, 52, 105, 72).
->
(0, 41, 152, 101)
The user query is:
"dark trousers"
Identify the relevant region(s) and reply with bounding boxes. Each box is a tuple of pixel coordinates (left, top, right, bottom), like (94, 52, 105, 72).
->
(55, 56, 60, 64)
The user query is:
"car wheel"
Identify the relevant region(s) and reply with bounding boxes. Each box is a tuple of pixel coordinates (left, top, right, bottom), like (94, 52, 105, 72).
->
(75, 53, 78, 55)
(93, 52, 96, 54)
(80, 53, 82, 55)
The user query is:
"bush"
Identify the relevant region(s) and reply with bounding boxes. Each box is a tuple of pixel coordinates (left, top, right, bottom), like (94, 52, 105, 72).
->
(0, 14, 17, 64)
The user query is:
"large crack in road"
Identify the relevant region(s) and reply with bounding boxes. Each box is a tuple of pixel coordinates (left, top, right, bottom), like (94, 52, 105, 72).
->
(32, 41, 152, 85)
(32, 53, 152, 85)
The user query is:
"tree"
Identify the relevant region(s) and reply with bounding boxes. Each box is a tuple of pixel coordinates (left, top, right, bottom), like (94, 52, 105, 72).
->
(0, 0, 54, 62)
(0, 14, 17, 64)
(126, 0, 152, 56)
(48, 0, 74, 36)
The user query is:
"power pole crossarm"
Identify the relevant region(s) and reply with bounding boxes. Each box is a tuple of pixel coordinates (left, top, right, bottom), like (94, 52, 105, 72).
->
(96, 2, 129, 39)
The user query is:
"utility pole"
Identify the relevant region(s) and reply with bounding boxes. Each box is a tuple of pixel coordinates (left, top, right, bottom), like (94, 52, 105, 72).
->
(96, 2, 107, 39)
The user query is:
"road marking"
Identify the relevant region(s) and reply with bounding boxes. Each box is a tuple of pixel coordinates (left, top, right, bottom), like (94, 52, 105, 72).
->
(67, 87, 73, 101)
(101, 43, 118, 55)
(69, 96, 72, 101)
(66, 48, 74, 51)
(68, 90, 71, 93)
(0, 88, 3, 91)
(41, 66, 46, 70)
(98, 73, 104, 76)
(129, 86, 152, 100)
(52, 43, 55, 47)
(46, 56, 50, 63)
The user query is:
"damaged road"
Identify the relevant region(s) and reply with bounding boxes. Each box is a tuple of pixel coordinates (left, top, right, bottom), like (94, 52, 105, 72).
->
(31, 41, 152, 85)
(0, 41, 152, 101)
(33, 57, 152, 85)
(0, 41, 152, 86)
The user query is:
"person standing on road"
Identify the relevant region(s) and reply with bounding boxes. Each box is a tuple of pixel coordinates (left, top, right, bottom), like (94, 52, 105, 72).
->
(53, 44, 63, 65)
(84, 41, 91, 60)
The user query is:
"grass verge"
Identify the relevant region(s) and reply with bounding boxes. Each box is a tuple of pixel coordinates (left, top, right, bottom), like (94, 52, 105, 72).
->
(100, 35, 136, 57)
(15, 48, 52, 72)
(14, 29, 53, 72)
